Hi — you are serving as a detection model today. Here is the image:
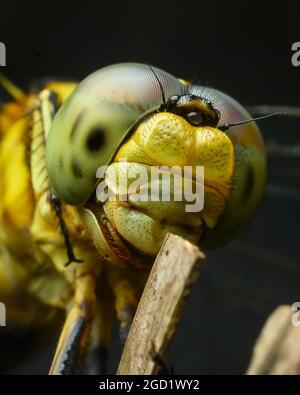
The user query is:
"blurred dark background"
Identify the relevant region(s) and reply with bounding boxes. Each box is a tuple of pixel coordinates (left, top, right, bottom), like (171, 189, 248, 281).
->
(0, 1, 300, 374)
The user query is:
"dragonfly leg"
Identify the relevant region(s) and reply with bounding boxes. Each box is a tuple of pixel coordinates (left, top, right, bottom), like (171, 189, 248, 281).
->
(49, 273, 96, 375)
(49, 191, 83, 266)
(107, 267, 137, 345)
(85, 297, 114, 375)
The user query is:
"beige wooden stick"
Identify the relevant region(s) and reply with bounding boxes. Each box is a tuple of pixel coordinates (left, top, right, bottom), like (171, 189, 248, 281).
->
(117, 233, 205, 375)
(247, 305, 300, 375)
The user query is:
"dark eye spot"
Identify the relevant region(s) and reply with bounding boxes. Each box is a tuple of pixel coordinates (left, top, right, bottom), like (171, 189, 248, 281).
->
(185, 111, 204, 126)
(86, 128, 106, 152)
(71, 159, 83, 179)
(70, 112, 84, 142)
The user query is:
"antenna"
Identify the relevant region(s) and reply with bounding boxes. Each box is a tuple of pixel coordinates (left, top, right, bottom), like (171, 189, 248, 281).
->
(219, 112, 283, 131)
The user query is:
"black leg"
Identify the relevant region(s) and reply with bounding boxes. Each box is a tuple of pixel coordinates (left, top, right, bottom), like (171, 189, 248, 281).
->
(49, 191, 83, 267)
(49, 275, 96, 375)
(150, 347, 175, 375)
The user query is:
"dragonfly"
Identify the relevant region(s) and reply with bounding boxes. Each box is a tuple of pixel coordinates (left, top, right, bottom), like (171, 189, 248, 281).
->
(0, 64, 299, 374)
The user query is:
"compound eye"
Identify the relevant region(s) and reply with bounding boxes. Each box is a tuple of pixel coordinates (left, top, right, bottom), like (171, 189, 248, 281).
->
(185, 111, 204, 126)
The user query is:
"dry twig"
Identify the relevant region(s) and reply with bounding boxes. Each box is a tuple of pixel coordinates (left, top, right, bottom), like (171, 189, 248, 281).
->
(117, 233, 205, 375)
(247, 305, 300, 375)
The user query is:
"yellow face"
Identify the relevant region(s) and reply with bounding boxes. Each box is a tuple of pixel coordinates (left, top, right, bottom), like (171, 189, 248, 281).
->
(96, 111, 234, 257)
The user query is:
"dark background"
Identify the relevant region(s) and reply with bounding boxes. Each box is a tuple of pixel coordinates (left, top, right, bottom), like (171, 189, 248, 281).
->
(0, 1, 300, 374)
